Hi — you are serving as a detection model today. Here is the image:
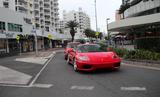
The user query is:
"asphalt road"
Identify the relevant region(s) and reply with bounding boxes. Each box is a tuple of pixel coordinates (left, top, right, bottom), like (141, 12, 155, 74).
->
(0, 52, 160, 97)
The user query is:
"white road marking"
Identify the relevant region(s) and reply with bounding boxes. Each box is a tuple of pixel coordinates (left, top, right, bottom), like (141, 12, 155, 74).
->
(31, 84, 53, 88)
(0, 65, 32, 85)
(29, 52, 55, 86)
(15, 57, 48, 65)
(0, 84, 30, 88)
(70, 86, 95, 90)
(122, 63, 160, 71)
(0, 83, 53, 88)
(120, 87, 146, 91)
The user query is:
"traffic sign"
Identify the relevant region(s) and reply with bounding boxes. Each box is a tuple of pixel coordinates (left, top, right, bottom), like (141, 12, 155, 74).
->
(16, 35, 20, 41)
(95, 32, 99, 36)
(48, 34, 53, 40)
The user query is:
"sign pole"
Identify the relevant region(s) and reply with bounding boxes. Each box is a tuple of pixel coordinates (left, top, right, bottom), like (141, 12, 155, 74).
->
(16, 35, 21, 56)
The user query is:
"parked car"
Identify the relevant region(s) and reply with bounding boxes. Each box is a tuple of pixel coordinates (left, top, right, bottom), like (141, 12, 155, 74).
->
(64, 42, 80, 60)
(67, 44, 121, 72)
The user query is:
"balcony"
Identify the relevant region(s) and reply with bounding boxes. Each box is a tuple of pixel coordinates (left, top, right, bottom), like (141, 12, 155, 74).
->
(54, 3, 58, 6)
(18, 0, 27, 3)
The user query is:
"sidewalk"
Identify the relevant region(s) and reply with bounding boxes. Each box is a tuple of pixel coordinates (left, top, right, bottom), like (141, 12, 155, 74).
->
(0, 48, 63, 85)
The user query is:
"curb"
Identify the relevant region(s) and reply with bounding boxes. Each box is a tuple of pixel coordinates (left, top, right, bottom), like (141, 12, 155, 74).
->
(122, 62, 160, 71)
(28, 51, 56, 86)
(122, 60, 160, 69)
(44, 52, 56, 59)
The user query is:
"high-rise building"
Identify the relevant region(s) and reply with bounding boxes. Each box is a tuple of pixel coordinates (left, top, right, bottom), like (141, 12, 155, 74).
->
(1, 0, 59, 32)
(32, 0, 59, 32)
(62, 8, 91, 39)
(0, 0, 60, 55)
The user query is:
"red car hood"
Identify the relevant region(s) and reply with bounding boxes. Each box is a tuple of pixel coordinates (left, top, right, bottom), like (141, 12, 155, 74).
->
(78, 52, 119, 63)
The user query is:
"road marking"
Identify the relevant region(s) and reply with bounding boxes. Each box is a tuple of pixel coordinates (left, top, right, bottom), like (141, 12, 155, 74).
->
(0, 65, 32, 85)
(31, 83, 53, 88)
(120, 87, 146, 91)
(15, 57, 48, 65)
(122, 63, 160, 71)
(70, 86, 95, 90)
(0, 84, 30, 88)
(29, 52, 55, 86)
(0, 83, 53, 88)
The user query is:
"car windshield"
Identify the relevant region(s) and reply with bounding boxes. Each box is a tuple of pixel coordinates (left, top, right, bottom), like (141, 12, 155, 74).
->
(77, 44, 107, 53)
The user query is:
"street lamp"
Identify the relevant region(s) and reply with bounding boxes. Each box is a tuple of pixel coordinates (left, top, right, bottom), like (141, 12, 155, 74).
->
(106, 18, 110, 45)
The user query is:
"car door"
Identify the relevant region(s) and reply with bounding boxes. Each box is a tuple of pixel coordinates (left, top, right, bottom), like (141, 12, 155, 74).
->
(70, 47, 77, 64)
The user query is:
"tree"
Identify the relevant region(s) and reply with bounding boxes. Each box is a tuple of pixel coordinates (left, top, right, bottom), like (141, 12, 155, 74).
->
(98, 32, 103, 40)
(66, 21, 79, 42)
(84, 28, 96, 38)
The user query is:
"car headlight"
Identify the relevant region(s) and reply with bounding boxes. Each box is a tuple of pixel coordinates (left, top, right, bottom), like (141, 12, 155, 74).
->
(78, 56, 90, 61)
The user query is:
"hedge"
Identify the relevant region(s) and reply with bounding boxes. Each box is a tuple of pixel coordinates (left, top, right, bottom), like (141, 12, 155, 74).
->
(111, 47, 160, 61)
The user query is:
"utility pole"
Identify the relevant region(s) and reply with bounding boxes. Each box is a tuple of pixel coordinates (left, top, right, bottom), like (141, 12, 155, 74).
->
(95, 0, 98, 32)
(32, 26, 38, 56)
(106, 18, 110, 45)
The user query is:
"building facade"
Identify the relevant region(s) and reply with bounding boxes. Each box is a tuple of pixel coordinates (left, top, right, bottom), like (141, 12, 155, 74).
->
(0, 0, 61, 56)
(61, 8, 91, 39)
(0, 0, 15, 11)
(108, 0, 160, 51)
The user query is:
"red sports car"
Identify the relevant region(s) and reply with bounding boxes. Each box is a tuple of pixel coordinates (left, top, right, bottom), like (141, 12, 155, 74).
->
(64, 42, 80, 60)
(67, 44, 121, 71)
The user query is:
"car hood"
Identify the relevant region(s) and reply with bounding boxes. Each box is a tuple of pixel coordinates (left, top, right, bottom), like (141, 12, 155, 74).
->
(78, 52, 117, 63)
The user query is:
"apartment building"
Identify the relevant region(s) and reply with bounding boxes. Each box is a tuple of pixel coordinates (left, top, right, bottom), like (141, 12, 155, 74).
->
(0, 0, 60, 56)
(31, 0, 59, 32)
(62, 8, 91, 39)
(108, 0, 160, 51)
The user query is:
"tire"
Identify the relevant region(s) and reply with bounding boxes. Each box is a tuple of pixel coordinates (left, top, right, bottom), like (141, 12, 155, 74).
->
(65, 55, 68, 60)
(73, 59, 78, 72)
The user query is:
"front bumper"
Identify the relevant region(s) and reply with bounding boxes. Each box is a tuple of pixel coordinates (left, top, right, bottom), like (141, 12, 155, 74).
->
(76, 60, 121, 71)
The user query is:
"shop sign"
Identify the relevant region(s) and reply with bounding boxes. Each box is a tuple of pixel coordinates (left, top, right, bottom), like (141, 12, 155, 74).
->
(6, 33, 15, 38)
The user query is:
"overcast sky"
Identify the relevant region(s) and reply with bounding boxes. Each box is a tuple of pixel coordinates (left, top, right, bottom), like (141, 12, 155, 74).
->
(59, 0, 122, 33)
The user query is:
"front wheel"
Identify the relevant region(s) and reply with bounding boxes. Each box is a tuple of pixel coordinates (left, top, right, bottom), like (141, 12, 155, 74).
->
(65, 54, 68, 60)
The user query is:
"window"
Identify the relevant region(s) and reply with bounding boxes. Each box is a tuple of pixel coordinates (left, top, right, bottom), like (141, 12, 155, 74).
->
(3, 2, 9, 8)
(8, 23, 22, 32)
(143, 0, 149, 2)
(0, 21, 5, 30)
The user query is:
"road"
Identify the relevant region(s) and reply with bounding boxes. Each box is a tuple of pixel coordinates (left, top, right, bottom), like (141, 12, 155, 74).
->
(0, 52, 160, 97)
